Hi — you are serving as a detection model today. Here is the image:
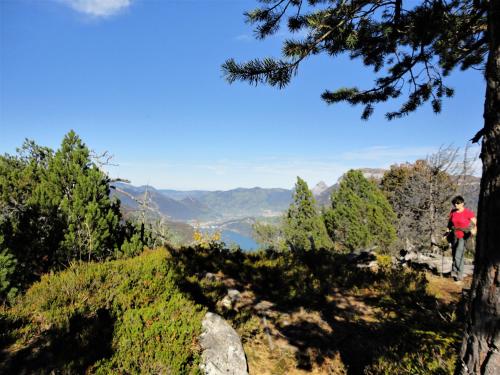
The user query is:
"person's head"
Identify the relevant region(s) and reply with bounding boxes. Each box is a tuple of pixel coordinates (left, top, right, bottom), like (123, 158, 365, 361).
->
(452, 195, 465, 207)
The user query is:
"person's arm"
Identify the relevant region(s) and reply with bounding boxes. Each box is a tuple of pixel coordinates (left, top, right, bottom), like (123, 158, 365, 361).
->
(444, 215, 452, 237)
(471, 217, 477, 236)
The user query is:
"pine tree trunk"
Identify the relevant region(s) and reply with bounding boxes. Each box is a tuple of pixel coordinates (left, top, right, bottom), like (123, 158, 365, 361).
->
(457, 1, 500, 373)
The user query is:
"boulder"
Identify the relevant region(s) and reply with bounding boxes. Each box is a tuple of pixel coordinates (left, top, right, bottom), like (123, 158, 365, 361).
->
(406, 252, 474, 277)
(199, 312, 248, 375)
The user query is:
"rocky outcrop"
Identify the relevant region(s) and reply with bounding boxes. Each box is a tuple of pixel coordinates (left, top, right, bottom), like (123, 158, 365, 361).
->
(199, 312, 248, 375)
(400, 250, 474, 276)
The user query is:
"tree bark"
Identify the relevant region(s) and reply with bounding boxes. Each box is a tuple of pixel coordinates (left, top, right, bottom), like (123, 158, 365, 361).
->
(457, 0, 500, 373)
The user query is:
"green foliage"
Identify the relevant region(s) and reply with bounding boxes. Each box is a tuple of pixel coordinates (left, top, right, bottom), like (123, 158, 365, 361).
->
(0, 132, 151, 300)
(3, 249, 205, 374)
(324, 170, 397, 253)
(37, 131, 122, 262)
(0, 140, 59, 288)
(283, 177, 332, 253)
(0, 249, 18, 302)
(115, 222, 150, 259)
(366, 329, 458, 374)
(117, 233, 144, 259)
(252, 220, 287, 251)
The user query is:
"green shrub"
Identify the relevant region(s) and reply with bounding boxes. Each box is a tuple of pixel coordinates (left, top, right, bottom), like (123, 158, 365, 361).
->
(3, 249, 205, 374)
(0, 249, 18, 302)
(366, 329, 458, 374)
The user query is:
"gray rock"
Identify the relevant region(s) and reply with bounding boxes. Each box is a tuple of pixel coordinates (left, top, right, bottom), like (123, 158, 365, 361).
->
(409, 254, 474, 277)
(227, 289, 241, 301)
(199, 312, 248, 375)
(218, 289, 242, 310)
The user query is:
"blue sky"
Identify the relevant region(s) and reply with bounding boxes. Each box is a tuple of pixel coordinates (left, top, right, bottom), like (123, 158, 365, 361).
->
(0, 0, 484, 190)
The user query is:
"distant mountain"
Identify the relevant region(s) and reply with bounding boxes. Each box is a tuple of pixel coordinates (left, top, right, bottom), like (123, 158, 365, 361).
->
(159, 189, 210, 201)
(112, 170, 480, 223)
(189, 187, 292, 219)
(358, 168, 387, 181)
(314, 183, 338, 207)
(312, 181, 329, 196)
(112, 183, 292, 221)
(111, 183, 217, 221)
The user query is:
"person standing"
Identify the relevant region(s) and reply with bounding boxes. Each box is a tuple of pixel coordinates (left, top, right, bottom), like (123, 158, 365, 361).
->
(447, 196, 477, 281)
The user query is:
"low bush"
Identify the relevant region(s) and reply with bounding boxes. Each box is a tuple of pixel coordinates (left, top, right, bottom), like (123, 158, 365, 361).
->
(366, 329, 459, 374)
(1, 249, 205, 374)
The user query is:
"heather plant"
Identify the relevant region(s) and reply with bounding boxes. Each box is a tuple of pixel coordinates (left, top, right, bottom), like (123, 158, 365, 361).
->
(365, 329, 458, 375)
(2, 249, 205, 374)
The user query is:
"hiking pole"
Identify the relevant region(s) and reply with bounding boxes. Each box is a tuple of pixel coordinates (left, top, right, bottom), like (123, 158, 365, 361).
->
(431, 241, 445, 277)
(441, 247, 444, 277)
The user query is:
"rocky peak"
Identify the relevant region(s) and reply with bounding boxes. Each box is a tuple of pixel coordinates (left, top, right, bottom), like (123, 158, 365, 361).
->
(312, 181, 329, 196)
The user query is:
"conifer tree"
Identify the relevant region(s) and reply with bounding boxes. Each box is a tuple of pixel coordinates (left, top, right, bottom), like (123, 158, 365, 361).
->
(223, 2, 499, 370)
(37, 131, 122, 263)
(0, 132, 146, 299)
(324, 170, 396, 253)
(284, 177, 331, 253)
(0, 140, 59, 287)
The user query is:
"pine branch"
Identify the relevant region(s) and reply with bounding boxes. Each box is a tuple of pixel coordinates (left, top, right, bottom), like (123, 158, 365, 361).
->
(224, 0, 487, 119)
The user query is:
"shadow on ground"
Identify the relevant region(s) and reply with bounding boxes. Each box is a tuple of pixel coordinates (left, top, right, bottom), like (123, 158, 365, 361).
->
(0, 308, 114, 375)
(170, 246, 462, 374)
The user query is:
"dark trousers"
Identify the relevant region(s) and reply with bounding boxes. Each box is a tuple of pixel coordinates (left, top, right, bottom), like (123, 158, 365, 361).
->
(452, 238, 465, 280)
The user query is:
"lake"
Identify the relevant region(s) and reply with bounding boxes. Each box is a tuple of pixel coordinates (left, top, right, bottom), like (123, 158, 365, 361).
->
(221, 230, 259, 251)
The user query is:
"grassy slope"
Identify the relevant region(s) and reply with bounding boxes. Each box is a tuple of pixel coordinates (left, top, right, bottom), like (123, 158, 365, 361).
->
(1, 246, 466, 374)
(0, 249, 205, 374)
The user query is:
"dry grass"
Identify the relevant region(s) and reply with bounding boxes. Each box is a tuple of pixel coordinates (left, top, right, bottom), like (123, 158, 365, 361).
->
(238, 272, 463, 374)
(426, 272, 471, 304)
(240, 289, 382, 374)
(245, 333, 347, 375)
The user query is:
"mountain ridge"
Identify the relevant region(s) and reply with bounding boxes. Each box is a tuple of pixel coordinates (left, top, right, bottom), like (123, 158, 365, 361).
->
(112, 170, 480, 223)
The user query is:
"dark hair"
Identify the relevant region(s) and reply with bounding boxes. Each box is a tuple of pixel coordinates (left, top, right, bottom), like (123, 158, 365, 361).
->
(452, 195, 465, 205)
